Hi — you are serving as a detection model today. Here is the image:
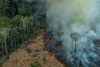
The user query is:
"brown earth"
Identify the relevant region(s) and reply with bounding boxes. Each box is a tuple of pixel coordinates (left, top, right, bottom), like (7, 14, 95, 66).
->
(1, 35, 65, 67)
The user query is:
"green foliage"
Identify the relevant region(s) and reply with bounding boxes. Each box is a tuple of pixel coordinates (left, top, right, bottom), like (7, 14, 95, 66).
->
(0, 0, 46, 59)
(0, 15, 23, 28)
(10, 15, 22, 27)
(0, 0, 9, 17)
(33, 29, 39, 36)
(0, 33, 2, 39)
(0, 16, 11, 28)
(0, 62, 3, 67)
(0, 0, 18, 18)
(43, 56, 46, 62)
(30, 60, 41, 67)
(5, 0, 18, 18)
(18, 5, 26, 16)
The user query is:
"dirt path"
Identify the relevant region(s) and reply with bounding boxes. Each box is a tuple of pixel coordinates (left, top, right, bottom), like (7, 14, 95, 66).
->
(1, 35, 65, 67)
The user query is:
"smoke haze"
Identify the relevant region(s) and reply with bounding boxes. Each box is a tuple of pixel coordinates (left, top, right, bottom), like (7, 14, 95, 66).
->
(44, 0, 100, 67)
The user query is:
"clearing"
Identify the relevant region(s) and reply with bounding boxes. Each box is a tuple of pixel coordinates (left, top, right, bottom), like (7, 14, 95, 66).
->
(1, 34, 65, 67)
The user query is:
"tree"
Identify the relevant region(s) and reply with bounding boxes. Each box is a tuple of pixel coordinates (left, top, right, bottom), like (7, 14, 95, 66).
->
(0, 16, 11, 28)
(70, 32, 79, 64)
(0, 0, 9, 17)
(70, 32, 79, 54)
(0, 0, 18, 18)
(18, 5, 26, 16)
(5, 0, 18, 18)
(0, 28, 10, 60)
(0, 34, 4, 56)
(10, 15, 22, 27)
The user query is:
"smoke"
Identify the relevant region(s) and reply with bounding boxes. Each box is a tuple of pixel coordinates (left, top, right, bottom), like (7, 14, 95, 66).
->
(25, 0, 35, 2)
(44, 0, 100, 67)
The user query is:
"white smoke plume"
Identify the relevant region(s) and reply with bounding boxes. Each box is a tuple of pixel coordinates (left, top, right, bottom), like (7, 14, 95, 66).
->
(44, 0, 100, 67)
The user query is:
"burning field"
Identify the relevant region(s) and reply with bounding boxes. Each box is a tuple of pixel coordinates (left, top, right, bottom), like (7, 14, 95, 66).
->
(44, 0, 100, 67)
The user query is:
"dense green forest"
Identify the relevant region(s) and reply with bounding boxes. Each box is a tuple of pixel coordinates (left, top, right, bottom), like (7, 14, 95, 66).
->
(0, 0, 46, 59)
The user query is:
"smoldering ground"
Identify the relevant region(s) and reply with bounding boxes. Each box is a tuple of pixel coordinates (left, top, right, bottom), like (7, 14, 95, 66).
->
(44, 0, 100, 67)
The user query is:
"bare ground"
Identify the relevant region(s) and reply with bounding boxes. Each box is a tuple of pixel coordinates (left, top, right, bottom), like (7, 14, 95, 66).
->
(1, 35, 65, 67)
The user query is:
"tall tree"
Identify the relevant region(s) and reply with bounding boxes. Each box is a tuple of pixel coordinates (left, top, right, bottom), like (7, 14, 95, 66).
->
(5, 0, 18, 18)
(0, 28, 10, 60)
(0, 0, 9, 17)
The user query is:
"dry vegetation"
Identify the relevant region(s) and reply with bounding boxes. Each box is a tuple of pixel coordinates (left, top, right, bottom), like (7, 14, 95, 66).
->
(0, 34, 65, 67)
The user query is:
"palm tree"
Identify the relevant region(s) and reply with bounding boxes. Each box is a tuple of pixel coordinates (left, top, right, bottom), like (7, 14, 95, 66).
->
(70, 32, 79, 54)
(70, 32, 79, 65)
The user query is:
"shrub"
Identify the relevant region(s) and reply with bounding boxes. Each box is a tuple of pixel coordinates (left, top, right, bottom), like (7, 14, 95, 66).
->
(30, 60, 41, 67)
(0, 62, 3, 67)
(43, 56, 46, 62)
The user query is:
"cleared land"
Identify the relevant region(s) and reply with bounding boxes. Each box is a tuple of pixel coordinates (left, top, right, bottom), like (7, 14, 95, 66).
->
(1, 35, 65, 67)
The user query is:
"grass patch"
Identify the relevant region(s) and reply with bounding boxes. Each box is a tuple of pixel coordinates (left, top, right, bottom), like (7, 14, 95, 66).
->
(43, 56, 46, 62)
(30, 60, 41, 67)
